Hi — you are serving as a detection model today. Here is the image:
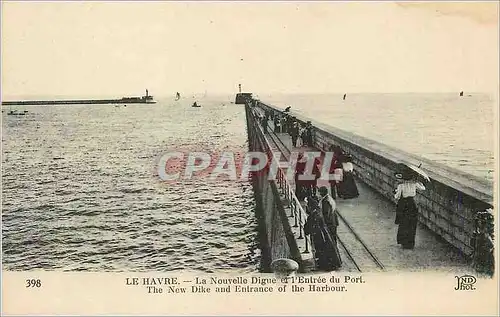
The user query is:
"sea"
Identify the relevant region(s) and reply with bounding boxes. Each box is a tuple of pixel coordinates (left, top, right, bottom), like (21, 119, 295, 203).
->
(259, 93, 495, 182)
(1, 93, 495, 272)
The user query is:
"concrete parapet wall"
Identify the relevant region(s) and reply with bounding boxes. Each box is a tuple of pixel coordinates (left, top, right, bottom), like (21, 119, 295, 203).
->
(255, 100, 494, 258)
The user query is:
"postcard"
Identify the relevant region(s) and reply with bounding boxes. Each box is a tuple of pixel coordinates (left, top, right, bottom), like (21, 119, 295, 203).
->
(1, 1, 498, 316)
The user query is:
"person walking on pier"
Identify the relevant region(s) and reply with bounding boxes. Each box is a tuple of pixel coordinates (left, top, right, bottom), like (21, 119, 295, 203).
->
(295, 153, 307, 201)
(337, 154, 359, 199)
(296, 124, 305, 147)
(304, 195, 341, 271)
(295, 153, 320, 199)
(303, 121, 314, 146)
(290, 121, 300, 147)
(318, 186, 342, 269)
(394, 169, 426, 249)
(319, 187, 338, 241)
(273, 116, 280, 133)
(280, 116, 286, 133)
(326, 146, 344, 199)
(262, 114, 269, 133)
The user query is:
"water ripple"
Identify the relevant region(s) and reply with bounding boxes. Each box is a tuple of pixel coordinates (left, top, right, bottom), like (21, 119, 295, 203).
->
(2, 96, 260, 272)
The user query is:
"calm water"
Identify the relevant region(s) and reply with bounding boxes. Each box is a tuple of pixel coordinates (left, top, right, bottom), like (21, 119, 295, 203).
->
(1, 93, 495, 271)
(259, 93, 495, 182)
(2, 96, 260, 272)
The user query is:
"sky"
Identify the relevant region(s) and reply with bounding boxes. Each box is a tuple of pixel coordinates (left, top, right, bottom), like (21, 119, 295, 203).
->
(1, 1, 498, 98)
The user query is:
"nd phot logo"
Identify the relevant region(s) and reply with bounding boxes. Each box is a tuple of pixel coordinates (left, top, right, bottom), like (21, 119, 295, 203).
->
(454, 275, 477, 291)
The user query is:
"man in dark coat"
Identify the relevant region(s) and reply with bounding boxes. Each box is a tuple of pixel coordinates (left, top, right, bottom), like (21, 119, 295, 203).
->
(319, 186, 338, 242)
(290, 121, 299, 148)
(318, 186, 342, 269)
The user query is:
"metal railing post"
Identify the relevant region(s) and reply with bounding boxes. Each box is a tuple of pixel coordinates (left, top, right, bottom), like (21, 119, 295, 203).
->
(293, 202, 298, 228)
(251, 102, 312, 255)
(298, 210, 303, 239)
(284, 176, 289, 201)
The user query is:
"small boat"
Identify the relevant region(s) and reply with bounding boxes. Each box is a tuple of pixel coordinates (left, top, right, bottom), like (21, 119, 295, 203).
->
(175, 92, 181, 101)
(192, 102, 201, 108)
(7, 110, 28, 116)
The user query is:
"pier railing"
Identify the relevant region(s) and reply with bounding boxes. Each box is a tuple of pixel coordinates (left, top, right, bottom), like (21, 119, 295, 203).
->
(275, 161, 310, 253)
(245, 103, 310, 271)
(253, 99, 494, 274)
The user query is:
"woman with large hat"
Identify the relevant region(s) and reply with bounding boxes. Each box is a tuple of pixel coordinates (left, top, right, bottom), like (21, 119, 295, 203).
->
(394, 168, 426, 249)
(336, 154, 359, 199)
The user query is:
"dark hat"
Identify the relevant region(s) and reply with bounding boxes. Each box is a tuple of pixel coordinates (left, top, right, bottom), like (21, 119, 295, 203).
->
(395, 163, 414, 180)
(306, 196, 319, 211)
(331, 145, 343, 155)
(344, 154, 353, 162)
(319, 186, 328, 196)
(402, 169, 415, 180)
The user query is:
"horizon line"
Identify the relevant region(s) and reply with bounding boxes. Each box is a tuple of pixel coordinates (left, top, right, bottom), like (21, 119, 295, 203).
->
(1, 90, 497, 98)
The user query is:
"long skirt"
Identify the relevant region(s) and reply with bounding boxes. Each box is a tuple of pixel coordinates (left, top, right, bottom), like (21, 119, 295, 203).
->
(295, 182, 306, 201)
(326, 226, 342, 269)
(296, 136, 303, 147)
(396, 197, 418, 249)
(337, 171, 359, 199)
(313, 227, 342, 271)
(329, 182, 337, 199)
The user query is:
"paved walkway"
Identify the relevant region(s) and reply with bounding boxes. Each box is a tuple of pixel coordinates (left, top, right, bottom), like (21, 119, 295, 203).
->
(260, 117, 472, 272)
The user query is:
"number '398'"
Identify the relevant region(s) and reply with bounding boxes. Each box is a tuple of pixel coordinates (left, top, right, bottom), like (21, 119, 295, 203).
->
(26, 279, 42, 288)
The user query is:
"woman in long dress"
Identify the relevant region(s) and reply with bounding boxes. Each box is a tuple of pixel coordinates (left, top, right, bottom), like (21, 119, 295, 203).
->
(294, 153, 307, 201)
(337, 154, 359, 199)
(394, 170, 426, 249)
(304, 196, 341, 271)
(328, 146, 344, 198)
(296, 125, 305, 147)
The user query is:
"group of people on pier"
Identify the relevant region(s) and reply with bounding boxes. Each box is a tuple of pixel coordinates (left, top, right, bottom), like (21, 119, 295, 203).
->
(301, 160, 427, 270)
(294, 145, 360, 271)
(294, 145, 360, 202)
(254, 103, 429, 271)
(261, 108, 314, 147)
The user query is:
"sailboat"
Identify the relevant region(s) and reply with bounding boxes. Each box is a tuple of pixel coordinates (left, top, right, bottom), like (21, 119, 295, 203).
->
(175, 92, 181, 101)
(192, 101, 201, 108)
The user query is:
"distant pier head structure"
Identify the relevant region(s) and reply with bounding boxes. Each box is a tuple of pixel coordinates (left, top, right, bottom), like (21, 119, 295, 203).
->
(241, 92, 494, 275)
(1, 89, 156, 105)
(235, 84, 253, 104)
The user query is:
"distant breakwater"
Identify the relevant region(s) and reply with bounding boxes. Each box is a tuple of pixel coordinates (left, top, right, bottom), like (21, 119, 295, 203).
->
(2, 97, 156, 106)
